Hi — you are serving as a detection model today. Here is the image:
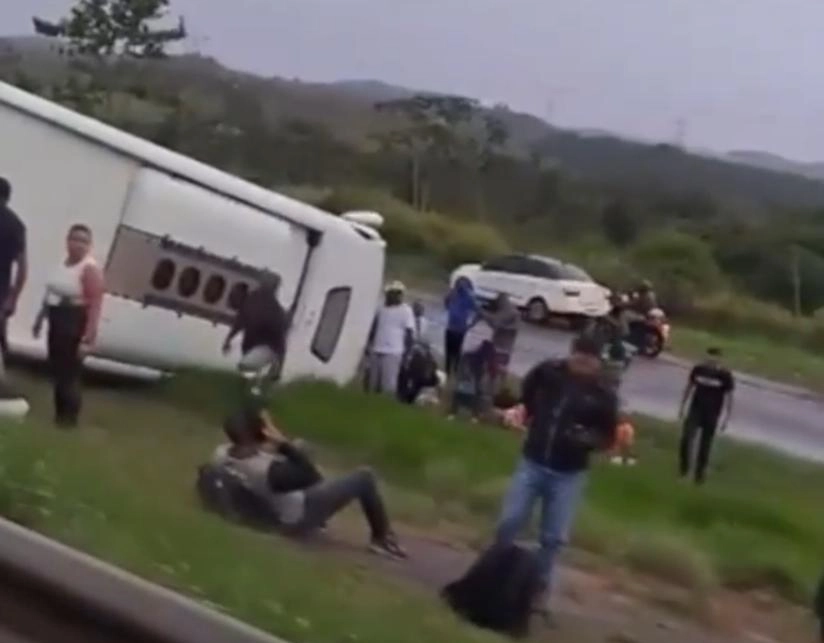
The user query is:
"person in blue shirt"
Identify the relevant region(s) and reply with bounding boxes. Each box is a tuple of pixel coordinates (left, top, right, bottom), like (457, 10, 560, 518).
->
(444, 277, 479, 376)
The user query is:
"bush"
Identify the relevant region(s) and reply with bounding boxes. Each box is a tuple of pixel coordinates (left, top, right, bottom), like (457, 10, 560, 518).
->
(630, 230, 724, 314)
(316, 186, 509, 268)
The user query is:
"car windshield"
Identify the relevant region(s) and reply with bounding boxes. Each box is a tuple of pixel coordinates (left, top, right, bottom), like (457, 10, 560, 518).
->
(558, 264, 593, 282)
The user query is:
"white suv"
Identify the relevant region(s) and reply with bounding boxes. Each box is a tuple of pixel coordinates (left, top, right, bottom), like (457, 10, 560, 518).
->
(450, 254, 610, 324)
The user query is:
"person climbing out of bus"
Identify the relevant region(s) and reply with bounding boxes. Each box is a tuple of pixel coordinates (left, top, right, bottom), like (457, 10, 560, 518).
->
(222, 270, 288, 397)
(211, 401, 407, 559)
(443, 277, 479, 377)
(366, 281, 415, 395)
(0, 176, 28, 417)
(32, 224, 104, 428)
(447, 340, 496, 423)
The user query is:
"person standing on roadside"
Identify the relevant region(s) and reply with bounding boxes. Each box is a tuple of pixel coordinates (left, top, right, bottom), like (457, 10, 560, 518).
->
(32, 224, 104, 428)
(494, 335, 618, 619)
(443, 277, 478, 376)
(223, 271, 289, 397)
(0, 177, 27, 382)
(479, 293, 519, 398)
(678, 347, 735, 485)
(366, 281, 415, 395)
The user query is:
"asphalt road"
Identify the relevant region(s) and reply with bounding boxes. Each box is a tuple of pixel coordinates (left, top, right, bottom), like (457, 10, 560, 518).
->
(420, 297, 824, 463)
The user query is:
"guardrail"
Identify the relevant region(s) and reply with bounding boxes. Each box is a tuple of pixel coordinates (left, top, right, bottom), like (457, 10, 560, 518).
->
(0, 516, 288, 643)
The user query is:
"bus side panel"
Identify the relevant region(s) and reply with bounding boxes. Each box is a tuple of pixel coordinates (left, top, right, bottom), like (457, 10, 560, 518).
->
(0, 103, 138, 356)
(96, 168, 311, 371)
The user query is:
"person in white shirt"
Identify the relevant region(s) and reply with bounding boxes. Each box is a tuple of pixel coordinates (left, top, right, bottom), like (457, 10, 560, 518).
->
(366, 281, 415, 395)
(411, 300, 429, 344)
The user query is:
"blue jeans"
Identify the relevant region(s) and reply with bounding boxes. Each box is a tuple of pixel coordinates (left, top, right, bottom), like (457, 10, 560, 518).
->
(495, 458, 586, 593)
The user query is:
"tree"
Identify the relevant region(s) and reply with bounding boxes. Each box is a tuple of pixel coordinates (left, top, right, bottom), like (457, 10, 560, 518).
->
(630, 230, 724, 313)
(33, 0, 186, 115)
(34, 0, 186, 60)
(374, 94, 508, 214)
(601, 199, 638, 247)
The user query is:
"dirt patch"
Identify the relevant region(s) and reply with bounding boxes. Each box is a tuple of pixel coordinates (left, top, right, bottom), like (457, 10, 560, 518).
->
(304, 521, 814, 643)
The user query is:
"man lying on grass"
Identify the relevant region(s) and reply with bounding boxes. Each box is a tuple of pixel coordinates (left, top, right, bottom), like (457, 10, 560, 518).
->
(211, 403, 408, 560)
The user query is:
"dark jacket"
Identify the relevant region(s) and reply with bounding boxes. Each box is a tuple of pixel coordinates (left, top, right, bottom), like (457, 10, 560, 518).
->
(233, 287, 288, 355)
(266, 443, 323, 493)
(520, 359, 618, 473)
(815, 570, 824, 620)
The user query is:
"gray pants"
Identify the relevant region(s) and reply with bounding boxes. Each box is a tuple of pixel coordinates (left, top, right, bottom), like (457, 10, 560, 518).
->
(367, 352, 403, 394)
(238, 345, 282, 395)
(298, 468, 390, 540)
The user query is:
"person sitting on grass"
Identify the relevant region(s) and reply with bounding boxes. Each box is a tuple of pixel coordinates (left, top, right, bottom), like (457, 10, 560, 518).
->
(212, 403, 408, 560)
(609, 413, 637, 466)
(447, 340, 496, 423)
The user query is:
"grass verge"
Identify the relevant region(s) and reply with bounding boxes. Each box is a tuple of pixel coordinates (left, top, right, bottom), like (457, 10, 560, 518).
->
(0, 373, 820, 642)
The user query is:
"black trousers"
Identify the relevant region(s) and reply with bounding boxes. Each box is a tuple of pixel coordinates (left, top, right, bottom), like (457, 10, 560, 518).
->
(444, 329, 466, 376)
(679, 410, 719, 483)
(298, 468, 391, 540)
(47, 305, 87, 427)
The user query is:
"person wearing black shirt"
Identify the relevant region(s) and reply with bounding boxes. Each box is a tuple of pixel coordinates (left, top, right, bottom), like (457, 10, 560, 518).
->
(678, 347, 735, 484)
(0, 177, 27, 375)
(222, 271, 289, 396)
(494, 335, 618, 615)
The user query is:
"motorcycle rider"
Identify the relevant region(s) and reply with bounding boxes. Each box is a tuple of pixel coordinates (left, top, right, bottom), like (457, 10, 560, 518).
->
(587, 294, 631, 392)
(629, 280, 658, 317)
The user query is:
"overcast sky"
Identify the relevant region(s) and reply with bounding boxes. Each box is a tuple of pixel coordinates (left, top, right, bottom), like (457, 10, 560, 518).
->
(6, 0, 824, 161)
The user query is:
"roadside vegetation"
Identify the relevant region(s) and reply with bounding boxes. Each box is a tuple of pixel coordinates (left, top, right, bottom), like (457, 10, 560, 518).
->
(5, 0, 824, 388)
(0, 371, 820, 643)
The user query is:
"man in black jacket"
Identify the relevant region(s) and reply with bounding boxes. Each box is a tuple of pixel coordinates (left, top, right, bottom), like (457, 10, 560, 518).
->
(222, 271, 289, 396)
(494, 335, 618, 613)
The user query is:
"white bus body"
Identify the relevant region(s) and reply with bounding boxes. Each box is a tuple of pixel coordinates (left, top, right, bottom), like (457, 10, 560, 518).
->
(0, 80, 385, 384)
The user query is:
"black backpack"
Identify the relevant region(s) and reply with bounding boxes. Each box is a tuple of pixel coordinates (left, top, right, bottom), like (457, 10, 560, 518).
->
(195, 463, 279, 529)
(441, 543, 543, 638)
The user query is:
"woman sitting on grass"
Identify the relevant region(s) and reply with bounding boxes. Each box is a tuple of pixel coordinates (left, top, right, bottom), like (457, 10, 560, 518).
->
(212, 403, 408, 560)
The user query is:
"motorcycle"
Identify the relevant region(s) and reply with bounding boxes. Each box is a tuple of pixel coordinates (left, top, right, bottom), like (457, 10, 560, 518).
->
(626, 307, 670, 358)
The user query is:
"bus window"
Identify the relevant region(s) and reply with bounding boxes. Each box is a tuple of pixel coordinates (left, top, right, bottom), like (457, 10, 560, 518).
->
(228, 282, 249, 311)
(178, 267, 201, 298)
(203, 274, 227, 304)
(311, 287, 352, 362)
(151, 259, 176, 291)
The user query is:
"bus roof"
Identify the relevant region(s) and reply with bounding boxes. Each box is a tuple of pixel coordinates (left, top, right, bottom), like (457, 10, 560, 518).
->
(0, 79, 359, 237)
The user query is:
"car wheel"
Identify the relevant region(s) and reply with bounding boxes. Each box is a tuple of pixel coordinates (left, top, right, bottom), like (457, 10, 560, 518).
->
(525, 298, 549, 324)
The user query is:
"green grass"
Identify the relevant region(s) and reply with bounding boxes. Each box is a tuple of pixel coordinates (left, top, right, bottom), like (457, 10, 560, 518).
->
(0, 372, 821, 643)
